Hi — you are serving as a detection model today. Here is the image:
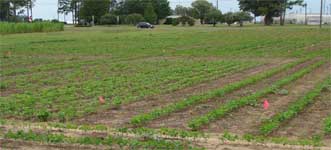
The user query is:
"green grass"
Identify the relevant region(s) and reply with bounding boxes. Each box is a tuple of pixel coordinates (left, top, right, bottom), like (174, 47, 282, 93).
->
(3, 130, 201, 150)
(188, 60, 325, 130)
(260, 77, 331, 135)
(0, 22, 64, 34)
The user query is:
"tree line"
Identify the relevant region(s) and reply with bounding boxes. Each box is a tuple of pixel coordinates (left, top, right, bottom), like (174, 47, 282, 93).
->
(0, 0, 304, 26)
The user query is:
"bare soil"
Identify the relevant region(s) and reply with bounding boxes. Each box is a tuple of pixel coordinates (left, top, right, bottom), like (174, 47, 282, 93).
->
(146, 59, 318, 130)
(76, 60, 292, 127)
(200, 64, 330, 135)
(273, 86, 331, 140)
(0, 139, 111, 150)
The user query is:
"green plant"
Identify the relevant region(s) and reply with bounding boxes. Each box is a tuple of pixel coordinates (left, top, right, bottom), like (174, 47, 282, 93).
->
(130, 59, 306, 126)
(324, 116, 331, 135)
(188, 60, 324, 130)
(100, 13, 118, 25)
(260, 77, 331, 135)
(36, 109, 50, 122)
(0, 22, 64, 34)
(126, 13, 145, 25)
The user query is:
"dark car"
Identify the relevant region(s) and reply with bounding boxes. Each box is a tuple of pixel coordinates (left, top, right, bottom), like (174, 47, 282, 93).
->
(136, 22, 154, 29)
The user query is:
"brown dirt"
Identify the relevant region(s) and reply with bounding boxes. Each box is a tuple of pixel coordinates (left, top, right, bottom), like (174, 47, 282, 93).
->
(200, 64, 330, 135)
(0, 139, 111, 150)
(146, 59, 318, 130)
(76, 60, 292, 127)
(272, 86, 331, 140)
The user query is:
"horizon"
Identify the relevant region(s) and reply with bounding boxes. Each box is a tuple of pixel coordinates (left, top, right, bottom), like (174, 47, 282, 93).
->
(27, 0, 331, 22)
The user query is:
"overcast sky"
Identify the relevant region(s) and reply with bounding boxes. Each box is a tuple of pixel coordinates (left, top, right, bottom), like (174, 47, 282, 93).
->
(33, 0, 331, 21)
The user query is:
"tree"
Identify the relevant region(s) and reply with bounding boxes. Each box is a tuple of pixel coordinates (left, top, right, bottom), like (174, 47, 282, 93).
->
(235, 11, 252, 27)
(144, 2, 157, 24)
(151, 0, 171, 24)
(116, 0, 170, 24)
(238, 0, 303, 25)
(222, 12, 236, 26)
(205, 7, 222, 27)
(79, 0, 110, 24)
(175, 5, 188, 16)
(191, 0, 213, 24)
(0, 0, 34, 22)
(58, 0, 72, 22)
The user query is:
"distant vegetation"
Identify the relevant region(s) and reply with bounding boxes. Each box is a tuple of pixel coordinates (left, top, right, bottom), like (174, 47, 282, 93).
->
(0, 22, 64, 34)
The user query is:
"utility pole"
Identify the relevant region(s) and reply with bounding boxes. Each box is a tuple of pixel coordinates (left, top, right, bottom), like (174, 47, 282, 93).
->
(303, 3, 307, 25)
(216, 0, 218, 10)
(320, 0, 323, 28)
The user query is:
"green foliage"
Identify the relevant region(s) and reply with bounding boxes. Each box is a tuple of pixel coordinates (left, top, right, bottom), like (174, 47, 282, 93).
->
(100, 13, 118, 25)
(0, 22, 64, 34)
(144, 3, 157, 24)
(3, 130, 197, 150)
(324, 116, 331, 135)
(125, 13, 145, 25)
(260, 77, 331, 135)
(178, 16, 195, 26)
(191, 0, 213, 24)
(188, 60, 324, 130)
(238, 0, 303, 25)
(220, 131, 239, 141)
(79, 0, 110, 24)
(130, 60, 304, 126)
(205, 7, 222, 26)
(37, 109, 50, 122)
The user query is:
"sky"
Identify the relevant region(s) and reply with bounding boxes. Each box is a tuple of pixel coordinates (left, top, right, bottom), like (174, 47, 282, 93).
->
(33, 0, 331, 21)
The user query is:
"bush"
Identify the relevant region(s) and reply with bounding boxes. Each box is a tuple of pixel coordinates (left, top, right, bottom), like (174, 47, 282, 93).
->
(126, 13, 144, 25)
(37, 109, 50, 122)
(100, 14, 118, 25)
(172, 18, 180, 26)
(0, 22, 64, 34)
(177, 16, 195, 26)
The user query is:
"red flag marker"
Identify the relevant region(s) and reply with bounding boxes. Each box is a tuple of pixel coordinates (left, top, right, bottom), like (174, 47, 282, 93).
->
(263, 99, 269, 110)
(99, 96, 105, 105)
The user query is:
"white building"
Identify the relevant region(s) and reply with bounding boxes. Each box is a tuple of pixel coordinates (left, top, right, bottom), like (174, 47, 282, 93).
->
(263, 13, 331, 25)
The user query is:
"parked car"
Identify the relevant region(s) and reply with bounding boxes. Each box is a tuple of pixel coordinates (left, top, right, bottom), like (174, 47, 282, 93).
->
(136, 22, 154, 29)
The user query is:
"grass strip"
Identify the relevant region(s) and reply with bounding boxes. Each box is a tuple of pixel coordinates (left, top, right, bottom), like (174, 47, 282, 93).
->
(259, 77, 331, 135)
(3, 130, 201, 150)
(188, 60, 324, 130)
(130, 59, 307, 126)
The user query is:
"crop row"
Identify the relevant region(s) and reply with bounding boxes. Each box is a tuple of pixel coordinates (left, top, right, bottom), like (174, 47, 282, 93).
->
(1, 59, 255, 121)
(259, 77, 331, 135)
(3, 130, 201, 150)
(324, 116, 331, 135)
(130, 59, 308, 126)
(187, 60, 324, 130)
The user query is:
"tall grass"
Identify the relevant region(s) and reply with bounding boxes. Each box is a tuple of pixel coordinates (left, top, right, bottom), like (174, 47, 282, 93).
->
(0, 22, 64, 34)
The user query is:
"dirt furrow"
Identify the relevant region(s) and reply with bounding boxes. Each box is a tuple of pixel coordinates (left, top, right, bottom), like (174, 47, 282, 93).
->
(272, 85, 331, 139)
(146, 59, 318, 130)
(200, 64, 330, 135)
(76, 60, 292, 127)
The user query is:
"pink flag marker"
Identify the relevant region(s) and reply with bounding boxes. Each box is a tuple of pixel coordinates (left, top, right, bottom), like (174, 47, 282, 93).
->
(263, 99, 269, 110)
(99, 96, 105, 105)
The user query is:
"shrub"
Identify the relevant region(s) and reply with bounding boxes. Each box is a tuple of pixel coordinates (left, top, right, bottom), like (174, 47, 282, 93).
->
(100, 14, 118, 25)
(126, 13, 145, 25)
(37, 109, 50, 122)
(177, 16, 195, 26)
(0, 22, 64, 34)
(172, 18, 180, 26)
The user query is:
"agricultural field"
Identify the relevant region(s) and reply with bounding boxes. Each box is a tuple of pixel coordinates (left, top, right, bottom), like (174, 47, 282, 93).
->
(0, 25, 331, 149)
